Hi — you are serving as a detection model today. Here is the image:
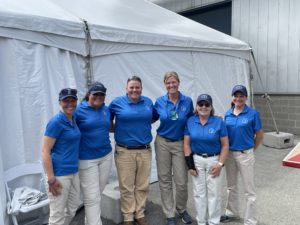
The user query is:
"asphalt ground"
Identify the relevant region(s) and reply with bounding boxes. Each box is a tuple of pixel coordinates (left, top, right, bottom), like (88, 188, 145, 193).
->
(71, 136, 300, 225)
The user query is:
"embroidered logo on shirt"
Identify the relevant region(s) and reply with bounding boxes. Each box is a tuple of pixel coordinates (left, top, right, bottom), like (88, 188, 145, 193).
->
(208, 128, 216, 134)
(242, 118, 248, 124)
(181, 106, 186, 112)
(145, 105, 152, 111)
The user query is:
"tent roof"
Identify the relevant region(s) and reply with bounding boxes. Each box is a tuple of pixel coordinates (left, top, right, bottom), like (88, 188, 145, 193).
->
(0, 0, 250, 58)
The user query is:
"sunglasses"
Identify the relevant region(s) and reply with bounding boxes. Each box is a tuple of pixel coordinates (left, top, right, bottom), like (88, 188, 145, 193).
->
(233, 94, 246, 98)
(92, 92, 105, 97)
(198, 102, 211, 107)
(60, 88, 77, 95)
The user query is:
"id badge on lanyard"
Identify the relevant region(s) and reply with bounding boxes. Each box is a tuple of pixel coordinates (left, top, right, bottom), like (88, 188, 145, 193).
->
(167, 101, 179, 121)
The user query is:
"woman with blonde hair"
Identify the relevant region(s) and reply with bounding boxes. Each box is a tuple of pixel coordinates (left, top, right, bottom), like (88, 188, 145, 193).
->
(153, 71, 194, 225)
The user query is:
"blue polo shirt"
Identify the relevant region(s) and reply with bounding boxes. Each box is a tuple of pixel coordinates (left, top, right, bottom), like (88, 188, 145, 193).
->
(45, 111, 81, 176)
(224, 105, 262, 151)
(185, 115, 228, 155)
(154, 93, 194, 140)
(109, 95, 154, 146)
(75, 101, 112, 160)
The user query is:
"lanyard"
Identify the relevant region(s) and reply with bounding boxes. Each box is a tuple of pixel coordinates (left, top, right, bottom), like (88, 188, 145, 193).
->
(166, 99, 180, 121)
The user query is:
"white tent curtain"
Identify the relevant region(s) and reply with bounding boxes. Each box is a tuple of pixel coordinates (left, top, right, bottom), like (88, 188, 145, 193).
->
(92, 50, 249, 111)
(0, 38, 86, 170)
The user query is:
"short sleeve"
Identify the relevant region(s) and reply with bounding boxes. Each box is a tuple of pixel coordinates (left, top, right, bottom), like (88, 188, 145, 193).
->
(108, 101, 116, 120)
(44, 119, 63, 138)
(184, 124, 190, 136)
(253, 111, 262, 132)
(220, 120, 228, 137)
(187, 98, 194, 118)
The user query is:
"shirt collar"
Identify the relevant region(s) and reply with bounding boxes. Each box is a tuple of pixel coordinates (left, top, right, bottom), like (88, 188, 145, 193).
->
(230, 104, 249, 115)
(163, 92, 183, 103)
(59, 111, 75, 126)
(194, 115, 214, 125)
(126, 94, 144, 104)
(82, 100, 105, 109)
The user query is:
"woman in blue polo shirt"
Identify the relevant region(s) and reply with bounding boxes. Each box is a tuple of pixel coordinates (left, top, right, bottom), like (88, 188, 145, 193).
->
(75, 82, 112, 225)
(184, 94, 229, 225)
(221, 85, 263, 225)
(109, 76, 154, 225)
(42, 88, 81, 225)
(153, 71, 193, 225)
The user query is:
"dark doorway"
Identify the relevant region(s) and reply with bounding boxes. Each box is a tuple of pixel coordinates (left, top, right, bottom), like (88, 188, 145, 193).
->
(180, 0, 232, 35)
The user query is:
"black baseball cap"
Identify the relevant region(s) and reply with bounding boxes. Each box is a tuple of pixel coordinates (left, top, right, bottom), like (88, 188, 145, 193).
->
(59, 88, 78, 101)
(197, 94, 213, 105)
(89, 82, 107, 95)
(232, 85, 248, 96)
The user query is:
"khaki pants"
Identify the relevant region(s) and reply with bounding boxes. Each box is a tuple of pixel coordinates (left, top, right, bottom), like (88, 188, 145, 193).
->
(115, 145, 152, 221)
(79, 152, 113, 225)
(225, 149, 257, 225)
(154, 135, 188, 218)
(48, 173, 80, 225)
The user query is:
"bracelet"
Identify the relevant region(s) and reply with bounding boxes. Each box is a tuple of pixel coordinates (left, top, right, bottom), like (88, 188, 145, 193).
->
(217, 162, 224, 167)
(47, 178, 56, 185)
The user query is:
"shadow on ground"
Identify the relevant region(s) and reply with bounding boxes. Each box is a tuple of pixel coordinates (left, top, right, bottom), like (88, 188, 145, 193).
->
(71, 201, 199, 225)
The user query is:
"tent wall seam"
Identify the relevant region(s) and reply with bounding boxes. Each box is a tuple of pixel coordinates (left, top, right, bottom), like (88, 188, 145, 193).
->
(83, 20, 93, 89)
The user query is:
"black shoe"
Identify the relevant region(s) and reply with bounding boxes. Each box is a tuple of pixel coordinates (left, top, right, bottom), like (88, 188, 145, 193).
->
(220, 215, 239, 223)
(178, 211, 192, 224)
(166, 217, 176, 225)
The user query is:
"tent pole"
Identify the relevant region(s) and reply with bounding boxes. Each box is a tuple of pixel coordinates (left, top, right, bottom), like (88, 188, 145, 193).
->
(83, 20, 93, 89)
(250, 50, 279, 134)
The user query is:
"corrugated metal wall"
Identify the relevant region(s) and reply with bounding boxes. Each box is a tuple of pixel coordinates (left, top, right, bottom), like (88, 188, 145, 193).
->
(232, 0, 300, 94)
(149, 0, 226, 12)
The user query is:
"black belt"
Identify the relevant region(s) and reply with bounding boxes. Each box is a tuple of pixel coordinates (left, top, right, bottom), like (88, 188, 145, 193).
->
(162, 136, 183, 142)
(117, 143, 151, 150)
(194, 153, 219, 158)
(231, 149, 249, 153)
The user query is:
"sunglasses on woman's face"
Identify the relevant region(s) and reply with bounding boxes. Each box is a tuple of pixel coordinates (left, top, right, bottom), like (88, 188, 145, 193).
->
(198, 102, 211, 107)
(92, 93, 105, 97)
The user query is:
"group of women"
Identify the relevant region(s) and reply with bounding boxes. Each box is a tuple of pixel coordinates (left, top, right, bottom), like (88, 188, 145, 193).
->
(42, 71, 263, 225)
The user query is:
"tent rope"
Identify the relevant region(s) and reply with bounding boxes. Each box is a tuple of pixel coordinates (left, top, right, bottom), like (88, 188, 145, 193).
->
(250, 49, 279, 134)
(83, 20, 93, 89)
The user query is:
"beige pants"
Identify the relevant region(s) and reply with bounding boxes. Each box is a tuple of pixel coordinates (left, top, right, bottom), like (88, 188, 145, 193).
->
(48, 173, 80, 225)
(154, 135, 188, 218)
(225, 149, 257, 225)
(115, 145, 152, 221)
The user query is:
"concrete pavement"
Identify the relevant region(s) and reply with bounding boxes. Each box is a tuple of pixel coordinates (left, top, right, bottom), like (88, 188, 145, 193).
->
(71, 137, 300, 225)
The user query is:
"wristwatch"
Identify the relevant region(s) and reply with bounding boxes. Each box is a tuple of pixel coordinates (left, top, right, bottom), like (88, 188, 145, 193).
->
(217, 162, 224, 167)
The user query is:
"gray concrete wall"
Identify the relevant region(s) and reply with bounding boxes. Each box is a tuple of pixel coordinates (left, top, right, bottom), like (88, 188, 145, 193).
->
(254, 94, 300, 135)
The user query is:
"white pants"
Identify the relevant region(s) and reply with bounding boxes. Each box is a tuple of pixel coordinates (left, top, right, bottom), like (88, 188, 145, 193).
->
(192, 155, 223, 225)
(48, 173, 80, 225)
(79, 152, 113, 225)
(225, 149, 257, 225)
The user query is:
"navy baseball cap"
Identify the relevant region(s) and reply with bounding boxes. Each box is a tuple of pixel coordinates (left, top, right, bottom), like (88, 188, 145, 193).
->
(89, 82, 107, 95)
(59, 88, 78, 101)
(197, 94, 213, 105)
(232, 85, 248, 96)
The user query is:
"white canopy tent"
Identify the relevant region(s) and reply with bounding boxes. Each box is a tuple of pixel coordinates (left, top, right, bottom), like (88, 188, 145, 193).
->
(0, 0, 251, 224)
